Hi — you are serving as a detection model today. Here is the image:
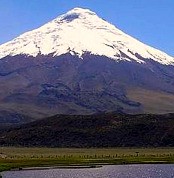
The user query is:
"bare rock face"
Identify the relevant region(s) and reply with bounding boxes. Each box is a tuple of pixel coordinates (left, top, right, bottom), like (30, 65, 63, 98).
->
(0, 8, 174, 123)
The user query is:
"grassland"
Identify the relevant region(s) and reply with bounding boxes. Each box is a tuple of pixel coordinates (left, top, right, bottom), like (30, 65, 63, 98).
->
(1, 147, 174, 175)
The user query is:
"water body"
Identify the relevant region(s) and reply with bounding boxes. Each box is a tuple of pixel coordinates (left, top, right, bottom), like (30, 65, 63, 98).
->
(2, 164, 174, 178)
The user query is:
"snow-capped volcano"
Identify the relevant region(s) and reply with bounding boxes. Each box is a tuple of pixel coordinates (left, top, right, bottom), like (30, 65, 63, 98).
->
(0, 7, 173, 65)
(1, 8, 174, 124)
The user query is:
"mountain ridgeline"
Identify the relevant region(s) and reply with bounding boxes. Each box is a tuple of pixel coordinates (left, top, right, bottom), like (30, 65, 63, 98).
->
(0, 8, 174, 123)
(1, 112, 174, 147)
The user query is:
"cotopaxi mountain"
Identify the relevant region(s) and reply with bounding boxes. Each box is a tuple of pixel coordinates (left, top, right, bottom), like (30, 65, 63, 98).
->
(0, 8, 174, 124)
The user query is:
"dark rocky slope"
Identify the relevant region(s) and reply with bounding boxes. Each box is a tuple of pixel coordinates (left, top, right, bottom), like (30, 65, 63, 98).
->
(1, 112, 174, 147)
(1, 54, 174, 124)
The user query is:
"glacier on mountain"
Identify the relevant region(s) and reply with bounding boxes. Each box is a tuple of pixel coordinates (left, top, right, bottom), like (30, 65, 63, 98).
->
(0, 7, 173, 66)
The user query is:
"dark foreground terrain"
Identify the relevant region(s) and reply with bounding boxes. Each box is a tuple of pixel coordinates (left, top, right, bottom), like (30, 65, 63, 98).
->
(1, 112, 174, 147)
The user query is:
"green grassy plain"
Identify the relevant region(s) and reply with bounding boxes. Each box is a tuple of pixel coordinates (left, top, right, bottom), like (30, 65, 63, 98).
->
(1, 147, 174, 175)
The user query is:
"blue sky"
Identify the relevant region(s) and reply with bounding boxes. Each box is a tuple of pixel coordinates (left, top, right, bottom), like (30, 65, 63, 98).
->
(0, 0, 173, 56)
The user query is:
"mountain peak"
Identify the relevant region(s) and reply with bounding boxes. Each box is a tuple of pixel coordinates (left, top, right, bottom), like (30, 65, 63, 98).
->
(66, 7, 97, 16)
(0, 8, 173, 66)
(67, 7, 96, 14)
(56, 7, 96, 23)
(56, 7, 97, 23)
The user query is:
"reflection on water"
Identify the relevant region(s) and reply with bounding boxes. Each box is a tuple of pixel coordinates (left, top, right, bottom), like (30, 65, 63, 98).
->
(2, 164, 174, 178)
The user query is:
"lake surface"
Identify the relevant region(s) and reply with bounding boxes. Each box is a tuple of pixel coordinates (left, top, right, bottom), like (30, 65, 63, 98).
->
(2, 164, 174, 178)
